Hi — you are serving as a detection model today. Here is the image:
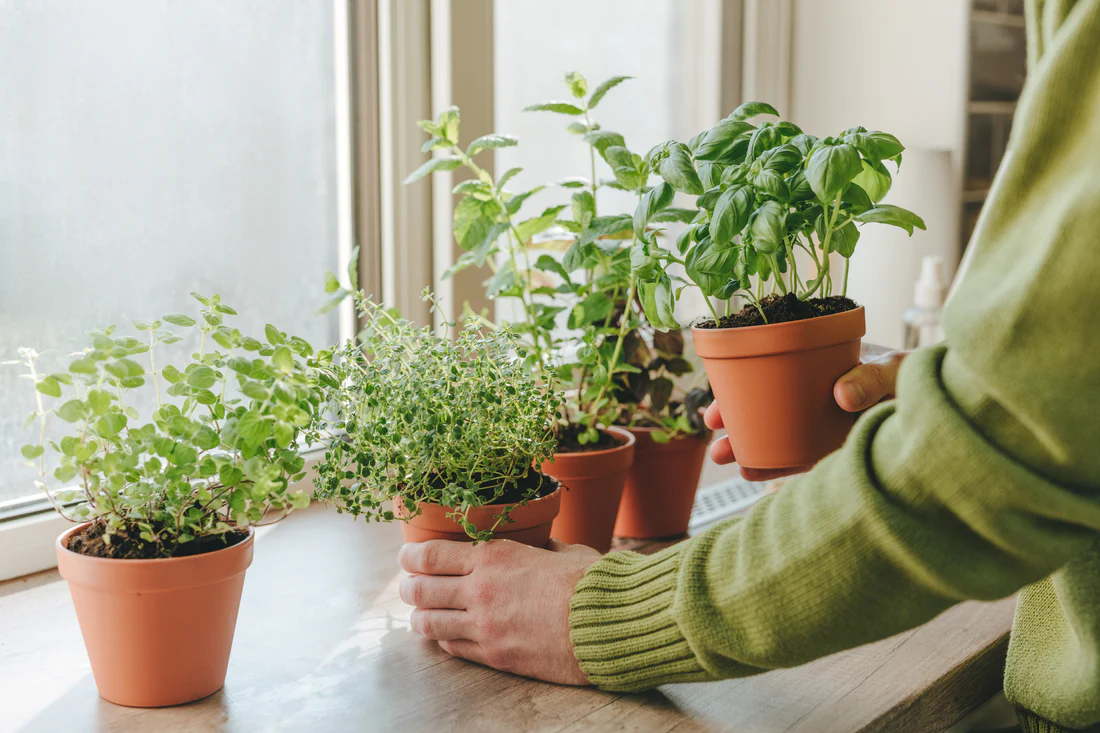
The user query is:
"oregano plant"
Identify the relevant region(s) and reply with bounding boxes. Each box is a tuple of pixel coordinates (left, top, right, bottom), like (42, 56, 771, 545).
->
(312, 290, 563, 542)
(8, 294, 331, 558)
(631, 102, 927, 328)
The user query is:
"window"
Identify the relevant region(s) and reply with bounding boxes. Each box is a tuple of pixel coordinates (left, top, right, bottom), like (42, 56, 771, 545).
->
(0, 2, 359, 515)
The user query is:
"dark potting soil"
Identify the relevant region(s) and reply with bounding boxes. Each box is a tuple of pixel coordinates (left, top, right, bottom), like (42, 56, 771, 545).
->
(697, 293, 859, 330)
(67, 520, 248, 560)
(555, 424, 627, 454)
(427, 468, 558, 506)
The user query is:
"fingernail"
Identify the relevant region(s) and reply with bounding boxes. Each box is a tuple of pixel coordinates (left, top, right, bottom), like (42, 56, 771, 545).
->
(840, 380, 866, 409)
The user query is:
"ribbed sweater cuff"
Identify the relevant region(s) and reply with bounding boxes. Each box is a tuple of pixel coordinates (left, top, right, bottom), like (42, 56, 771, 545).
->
(1017, 708, 1099, 733)
(569, 546, 712, 691)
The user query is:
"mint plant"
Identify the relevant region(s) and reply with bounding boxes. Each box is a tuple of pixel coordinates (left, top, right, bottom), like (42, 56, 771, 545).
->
(632, 102, 927, 328)
(9, 294, 329, 558)
(405, 71, 693, 445)
(312, 291, 562, 542)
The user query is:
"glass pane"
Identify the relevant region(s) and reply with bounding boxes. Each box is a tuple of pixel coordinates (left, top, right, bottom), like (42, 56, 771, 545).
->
(0, 0, 339, 503)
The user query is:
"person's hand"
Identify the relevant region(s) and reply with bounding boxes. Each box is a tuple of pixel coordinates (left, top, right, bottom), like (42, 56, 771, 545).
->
(398, 537, 601, 685)
(705, 350, 908, 481)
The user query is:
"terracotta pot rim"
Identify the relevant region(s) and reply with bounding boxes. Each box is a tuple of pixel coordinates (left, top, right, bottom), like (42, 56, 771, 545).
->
(554, 425, 637, 458)
(57, 522, 255, 567)
(692, 306, 865, 359)
(402, 483, 562, 513)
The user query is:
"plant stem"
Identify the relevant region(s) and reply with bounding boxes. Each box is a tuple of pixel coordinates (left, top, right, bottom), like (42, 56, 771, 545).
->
(148, 332, 161, 407)
(589, 277, 636, 415)
(843, 257, 850, 297)
(704, 296, 722, 325)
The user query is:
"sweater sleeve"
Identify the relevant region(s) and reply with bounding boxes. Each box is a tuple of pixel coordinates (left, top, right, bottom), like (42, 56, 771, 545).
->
(570, 0, 1100, 692)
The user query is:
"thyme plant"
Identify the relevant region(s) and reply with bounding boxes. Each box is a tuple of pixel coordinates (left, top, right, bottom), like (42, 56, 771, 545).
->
(9, 294, 329, 558)
(632, 102, 927, 328)
(405, 71, 694, 445)
(312, 291, 562, 542)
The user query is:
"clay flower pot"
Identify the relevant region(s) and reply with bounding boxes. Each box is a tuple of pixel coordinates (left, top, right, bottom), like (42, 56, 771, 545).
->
(614, 427, 710, 539)
(395, 484, 561, 547)
(56, 524, 254, 708)
(692, 307, 865, 471)
(541, 426, 636, 553)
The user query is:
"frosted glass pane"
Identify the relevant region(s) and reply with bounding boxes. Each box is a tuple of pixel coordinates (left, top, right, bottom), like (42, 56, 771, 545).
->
(0, 1, 338, 502)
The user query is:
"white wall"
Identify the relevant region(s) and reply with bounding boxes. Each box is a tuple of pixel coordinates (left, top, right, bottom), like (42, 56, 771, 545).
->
(788, 0, 969, 347)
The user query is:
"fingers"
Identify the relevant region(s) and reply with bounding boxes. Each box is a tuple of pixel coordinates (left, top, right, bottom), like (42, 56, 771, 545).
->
(708, 435, 736, 465)
(703, 401, 724, 431)
(834, 352, 907, 412)
(438, 639, 491, 667)
(398, 540, 476, 576)
(410, 609, 475, 641)
(400, 574, 469, 609)
(740, 465, 810, 482)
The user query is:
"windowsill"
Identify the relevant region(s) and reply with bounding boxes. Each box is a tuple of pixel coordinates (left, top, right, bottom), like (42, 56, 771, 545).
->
(1, 503, 1015, 732)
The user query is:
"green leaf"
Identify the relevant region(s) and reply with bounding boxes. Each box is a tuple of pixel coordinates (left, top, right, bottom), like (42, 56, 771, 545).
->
(564, 71, 587, 98)
(633, 182, 675, 238)
(271, 346, 294, 374)
(686, 239, 740, 296)
(87, 389, 111, 415)
(466, 134, 518, 157)
(523, 101, 584, 115)
(236, 410, 270, 448)
(161, 364, 183, 384)
(583, 130, 626, 157)
(241, 381, 270, 400)
(515, 205, 566, 243)
(171, 442, 198, 466)
(854, 205, 927, 235)
(749, 200, 788, 254)
(658, 143, 703, 195)
(274, 421, 295, 448)
(163, 313, 196, 327)
(21, 444, 44, 460)
(728, 101, 779, 121)
(710, 185, 753, 245)
(323, 272, 341, 293)
(94, 412, 127, 437)
(852, 159, 892, 202)
(693, 119, 754, 161)
(403, 155, 463, 185)
(578, 215, 633, 246)
(265, 324, 285, 345)
(639, 276, 679, 332)
(533, 254, 572, 284)
(754, 168, 790, 202)
(453, 195, 501, 251)
(220, 464, 244, 488)
(832, 220, 861, 257)
(483, 261, 517, 298)
(57, 399, 86, 423)
(806, 143, 862, 204)
(35, 376, 62, 398)
(348, 244, 360, 290)
(587, 75, 632, 108)
(498, 167, 523, 189)
(187, 366, 217, 389)
(68, 357, 98, 375)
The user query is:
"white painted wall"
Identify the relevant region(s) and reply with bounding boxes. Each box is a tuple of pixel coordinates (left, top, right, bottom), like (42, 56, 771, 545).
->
(788, 0, 969, 347)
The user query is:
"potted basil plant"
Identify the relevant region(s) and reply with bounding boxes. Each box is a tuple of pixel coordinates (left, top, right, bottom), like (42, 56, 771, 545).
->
(312, 290, 563, 546)
(9, 294, 326, 707)
(632, 102, 926, 470)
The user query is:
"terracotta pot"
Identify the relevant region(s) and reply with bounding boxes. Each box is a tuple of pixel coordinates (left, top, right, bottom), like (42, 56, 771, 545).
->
(542, 426, 636, 553)
(395, 484, 561, 547)
(614, 427, 710, 539)
(692, 307, 865, 471)
(56, 524, 253, 707)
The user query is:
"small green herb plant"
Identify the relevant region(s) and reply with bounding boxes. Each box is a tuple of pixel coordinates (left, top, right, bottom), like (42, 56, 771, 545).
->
(9, 294, 329, 558)
(611, 327, 710, 442)
(631, 102, 927, 328)
(312, 290, 562, 542)
(405, 71, 694, 446)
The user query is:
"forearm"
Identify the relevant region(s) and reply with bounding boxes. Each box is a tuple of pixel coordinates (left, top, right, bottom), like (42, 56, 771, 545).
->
(571, 347, 1100, 690)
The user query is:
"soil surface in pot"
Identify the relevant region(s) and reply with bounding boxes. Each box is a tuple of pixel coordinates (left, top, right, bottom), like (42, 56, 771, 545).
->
(556, 425, 628, 454)
(67, 520, 249, 560)
(697, 293, 859, 330)
(424, 469, 557, 505)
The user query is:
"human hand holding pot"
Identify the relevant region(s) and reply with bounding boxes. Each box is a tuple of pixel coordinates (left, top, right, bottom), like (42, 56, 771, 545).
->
(706, 350, 909, 481)
(398, 538, 600, 686)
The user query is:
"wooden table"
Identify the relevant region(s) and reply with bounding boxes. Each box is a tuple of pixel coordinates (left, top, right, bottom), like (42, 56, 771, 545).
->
(0, 504, 1015, 733)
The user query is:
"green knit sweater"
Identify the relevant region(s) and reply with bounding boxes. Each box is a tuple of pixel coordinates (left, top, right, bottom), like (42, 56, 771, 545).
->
(569, 2, 1100, 731)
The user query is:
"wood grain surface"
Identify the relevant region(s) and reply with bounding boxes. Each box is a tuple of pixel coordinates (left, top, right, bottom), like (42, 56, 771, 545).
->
(0, 504, 1014, 733)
